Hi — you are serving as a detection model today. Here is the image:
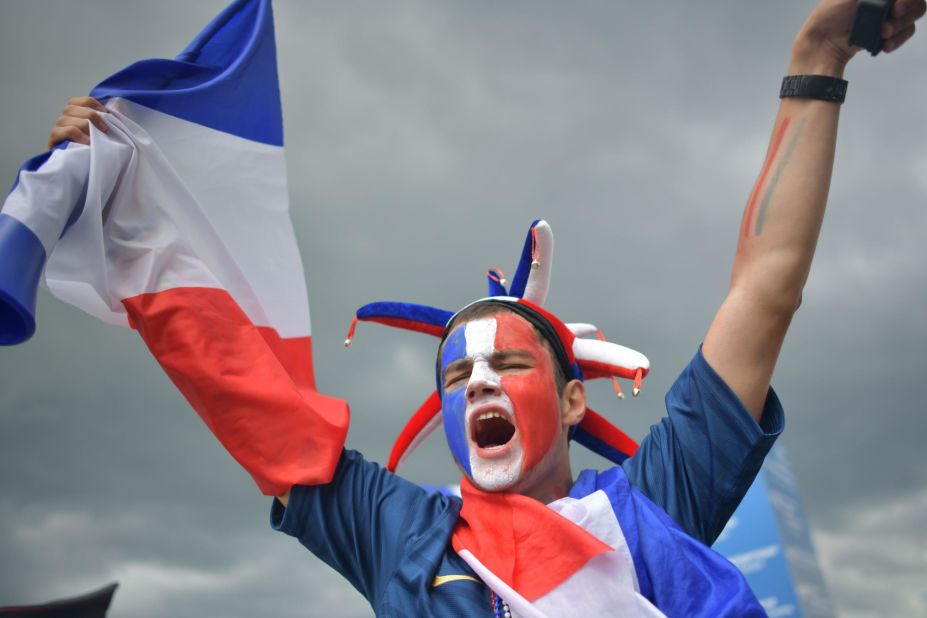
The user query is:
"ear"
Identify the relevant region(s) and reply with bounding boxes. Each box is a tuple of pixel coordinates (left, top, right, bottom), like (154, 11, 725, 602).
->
(560, 379, 586, 427)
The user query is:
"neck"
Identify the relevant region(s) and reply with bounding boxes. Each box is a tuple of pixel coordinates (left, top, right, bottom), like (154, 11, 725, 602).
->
(523, 474, 573, 504)
(508, 439, 575, 504)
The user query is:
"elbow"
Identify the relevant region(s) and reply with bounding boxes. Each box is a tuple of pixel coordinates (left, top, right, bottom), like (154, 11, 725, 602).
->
(729, 276, 805, 325)
(730, 253, 808, 319)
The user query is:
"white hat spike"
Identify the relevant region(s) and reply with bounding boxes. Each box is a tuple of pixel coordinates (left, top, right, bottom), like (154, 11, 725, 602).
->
(521, 220, 554, 306)
(566, 323, 601, 339)
(572, 337, 651, 396)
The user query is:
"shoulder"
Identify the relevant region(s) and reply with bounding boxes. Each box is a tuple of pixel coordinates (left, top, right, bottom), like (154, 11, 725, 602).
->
(666, 346, 785, 435)
(273, 449, 462, 540)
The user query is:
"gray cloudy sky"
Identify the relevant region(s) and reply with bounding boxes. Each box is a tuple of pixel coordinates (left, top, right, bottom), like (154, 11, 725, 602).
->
(1, 1, 925, 616)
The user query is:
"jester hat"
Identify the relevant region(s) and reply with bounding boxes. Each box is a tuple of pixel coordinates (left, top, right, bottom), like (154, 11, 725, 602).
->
(344, 220, 650, 472)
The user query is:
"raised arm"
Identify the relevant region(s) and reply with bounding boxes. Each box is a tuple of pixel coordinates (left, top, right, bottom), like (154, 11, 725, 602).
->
(703, 0, 925, 420)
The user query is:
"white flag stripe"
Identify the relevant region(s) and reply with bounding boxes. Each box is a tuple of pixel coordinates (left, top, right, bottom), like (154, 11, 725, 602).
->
(538, 491, 665, 617)
(42, 98, 310, 338)
(115, 98, 311, 336)
(4, 143, 90, 256)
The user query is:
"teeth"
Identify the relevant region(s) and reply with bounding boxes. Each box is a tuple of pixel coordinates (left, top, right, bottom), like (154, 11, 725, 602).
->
(477, 411, 506, 421)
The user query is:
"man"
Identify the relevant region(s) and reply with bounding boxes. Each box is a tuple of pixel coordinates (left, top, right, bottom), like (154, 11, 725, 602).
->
(45, 0, 924, 615)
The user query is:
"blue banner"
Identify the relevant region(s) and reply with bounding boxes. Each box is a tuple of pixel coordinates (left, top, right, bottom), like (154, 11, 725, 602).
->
(713, 444, 836, 617)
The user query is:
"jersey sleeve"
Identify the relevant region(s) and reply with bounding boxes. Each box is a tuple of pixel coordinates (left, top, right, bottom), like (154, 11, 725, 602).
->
(621, 345, 783, 545)
(270, 449, 461, 606)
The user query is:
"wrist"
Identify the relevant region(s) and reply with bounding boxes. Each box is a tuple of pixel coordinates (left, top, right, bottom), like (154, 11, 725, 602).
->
(789, 30, 851, 78)
(780, 75, 847, 104)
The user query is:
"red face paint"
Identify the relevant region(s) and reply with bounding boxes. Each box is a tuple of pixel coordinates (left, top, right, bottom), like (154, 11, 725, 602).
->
(491, 312, 563, 476)
(442, 312, 565, 491)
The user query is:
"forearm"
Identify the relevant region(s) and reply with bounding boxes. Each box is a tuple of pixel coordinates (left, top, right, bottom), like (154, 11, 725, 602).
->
(704, 34, 850, 418)
(732, 38, 846, 312)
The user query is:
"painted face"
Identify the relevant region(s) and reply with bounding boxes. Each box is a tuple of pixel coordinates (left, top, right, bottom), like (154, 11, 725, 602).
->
(440, 312, 563, 491)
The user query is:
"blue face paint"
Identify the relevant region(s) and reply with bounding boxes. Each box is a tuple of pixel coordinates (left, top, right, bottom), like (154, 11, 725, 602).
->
(440, 325, 471, 475)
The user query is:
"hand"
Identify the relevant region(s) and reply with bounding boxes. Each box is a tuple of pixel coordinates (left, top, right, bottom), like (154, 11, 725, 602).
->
(46, 97, 108, 150)
(879, 0, 926, 51)
(793, 0, 926, 75)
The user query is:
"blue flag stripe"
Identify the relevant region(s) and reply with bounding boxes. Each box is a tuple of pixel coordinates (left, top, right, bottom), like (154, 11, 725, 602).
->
(0, 214, 46, 343)
(90, 0, 283, 146)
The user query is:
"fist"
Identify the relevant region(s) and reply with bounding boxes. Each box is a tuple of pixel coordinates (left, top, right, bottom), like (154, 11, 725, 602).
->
(795, 0, 926, 72)
(46, 96, 108, 150)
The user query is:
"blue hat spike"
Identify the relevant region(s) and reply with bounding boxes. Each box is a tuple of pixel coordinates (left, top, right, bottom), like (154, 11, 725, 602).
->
(344, 301, 453, 346)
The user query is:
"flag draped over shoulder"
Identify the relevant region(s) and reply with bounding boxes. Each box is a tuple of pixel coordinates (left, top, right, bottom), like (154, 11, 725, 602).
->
(0, 0, 348, 496)
(452, 480, 666, 618)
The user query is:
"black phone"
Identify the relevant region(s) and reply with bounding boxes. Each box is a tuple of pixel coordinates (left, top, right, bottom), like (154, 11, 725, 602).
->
(848, 0, 896, 55)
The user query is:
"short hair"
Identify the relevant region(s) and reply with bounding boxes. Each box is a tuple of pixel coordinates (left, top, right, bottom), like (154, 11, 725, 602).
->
(437, 301, 569, 394)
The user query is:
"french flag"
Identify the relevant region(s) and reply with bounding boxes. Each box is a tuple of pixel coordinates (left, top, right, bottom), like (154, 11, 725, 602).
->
(452, 480, 667, 617)
(0, 0, 348, 496)
(451, 474, 765, 617)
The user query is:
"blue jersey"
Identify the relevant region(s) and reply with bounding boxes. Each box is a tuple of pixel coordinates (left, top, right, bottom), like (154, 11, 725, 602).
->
(271, 349, 783, 616)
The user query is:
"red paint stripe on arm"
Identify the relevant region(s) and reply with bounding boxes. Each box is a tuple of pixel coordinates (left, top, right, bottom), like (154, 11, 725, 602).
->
(742, 116, 791, 238)
(123, 287, 349, 496)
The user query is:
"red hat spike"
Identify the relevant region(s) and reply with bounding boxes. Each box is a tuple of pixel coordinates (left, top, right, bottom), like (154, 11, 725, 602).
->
(387, 390, 443, 472)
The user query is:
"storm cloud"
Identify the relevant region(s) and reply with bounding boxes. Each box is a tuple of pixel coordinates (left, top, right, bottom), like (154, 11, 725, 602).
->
(1, 1, 925, 616)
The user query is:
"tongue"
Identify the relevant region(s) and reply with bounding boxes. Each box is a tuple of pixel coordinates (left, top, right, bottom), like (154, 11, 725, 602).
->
(476, 416, 516, 448)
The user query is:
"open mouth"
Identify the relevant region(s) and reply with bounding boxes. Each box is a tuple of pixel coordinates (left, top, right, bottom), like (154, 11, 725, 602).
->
(472, 411, 516, 449)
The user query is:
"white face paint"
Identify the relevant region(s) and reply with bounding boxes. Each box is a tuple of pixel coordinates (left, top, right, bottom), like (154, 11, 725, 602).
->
(462, 318, 525, 491)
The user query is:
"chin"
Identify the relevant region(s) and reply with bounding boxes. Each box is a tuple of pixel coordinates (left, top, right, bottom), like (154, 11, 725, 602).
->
(468, 444, 524, 492)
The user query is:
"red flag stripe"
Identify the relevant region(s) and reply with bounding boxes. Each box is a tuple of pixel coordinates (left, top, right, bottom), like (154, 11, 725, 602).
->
(123, 286, 349, 496)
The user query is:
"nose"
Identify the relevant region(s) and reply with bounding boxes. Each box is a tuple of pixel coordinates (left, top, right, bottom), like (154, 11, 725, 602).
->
(467, 381, 501, 401)
(466, 363, 501, 401)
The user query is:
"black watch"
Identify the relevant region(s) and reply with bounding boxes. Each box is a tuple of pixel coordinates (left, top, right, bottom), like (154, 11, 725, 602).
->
(780, 75, 848, 104)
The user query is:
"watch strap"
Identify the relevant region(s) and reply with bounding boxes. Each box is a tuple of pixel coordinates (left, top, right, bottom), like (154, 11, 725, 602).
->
(780, 74, 848, 103)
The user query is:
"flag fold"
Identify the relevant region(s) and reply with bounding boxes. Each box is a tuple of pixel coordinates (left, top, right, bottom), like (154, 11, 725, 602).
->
(0, 0, 349, 494)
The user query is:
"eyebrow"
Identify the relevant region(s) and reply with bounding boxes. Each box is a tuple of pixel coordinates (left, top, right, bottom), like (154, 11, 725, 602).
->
(442, 349, 533, 379)
(492, 350, 533, 361)
(443, 358, 471, 379)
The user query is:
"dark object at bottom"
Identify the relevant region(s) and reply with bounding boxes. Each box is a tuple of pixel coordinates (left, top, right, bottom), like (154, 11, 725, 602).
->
(0, 583, 118, 618)
(848, 0, 896, 55)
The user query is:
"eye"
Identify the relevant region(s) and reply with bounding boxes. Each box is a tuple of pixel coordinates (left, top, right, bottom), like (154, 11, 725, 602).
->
(498, 361, 531, 371)
(444, 371, 468, 389)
